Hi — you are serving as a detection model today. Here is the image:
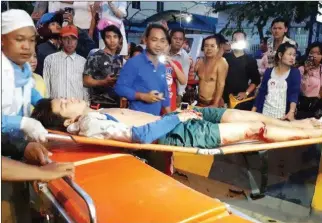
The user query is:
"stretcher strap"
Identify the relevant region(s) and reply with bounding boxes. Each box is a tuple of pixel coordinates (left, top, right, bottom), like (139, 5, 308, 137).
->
(46, 130, 322, 155)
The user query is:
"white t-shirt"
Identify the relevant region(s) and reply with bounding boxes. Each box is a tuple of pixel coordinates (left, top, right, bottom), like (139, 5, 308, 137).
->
(73, 1, 94, 29)
(48, 1, 72, 13)
(262, 68, 290, 119)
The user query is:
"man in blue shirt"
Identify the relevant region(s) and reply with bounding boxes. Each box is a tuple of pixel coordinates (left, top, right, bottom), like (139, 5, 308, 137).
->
(115, 24, 171, 116)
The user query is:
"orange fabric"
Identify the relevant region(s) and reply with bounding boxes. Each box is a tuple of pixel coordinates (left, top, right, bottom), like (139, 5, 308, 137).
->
(47, 144, 251, 222)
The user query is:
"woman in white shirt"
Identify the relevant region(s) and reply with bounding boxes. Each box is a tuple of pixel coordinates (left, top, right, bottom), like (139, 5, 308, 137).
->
(91, 1, 128, 56)
(73, 1, 94, 32)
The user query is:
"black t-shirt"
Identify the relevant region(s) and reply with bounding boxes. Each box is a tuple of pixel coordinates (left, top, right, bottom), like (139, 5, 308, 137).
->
(223, 52, 260, 103)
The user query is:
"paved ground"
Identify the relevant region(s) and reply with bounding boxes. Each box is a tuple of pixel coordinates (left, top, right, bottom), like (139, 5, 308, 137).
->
(173, 144, 322, 223)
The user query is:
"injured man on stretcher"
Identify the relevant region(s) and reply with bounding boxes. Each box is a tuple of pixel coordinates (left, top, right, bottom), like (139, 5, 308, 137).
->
(31, 98, 322, 149)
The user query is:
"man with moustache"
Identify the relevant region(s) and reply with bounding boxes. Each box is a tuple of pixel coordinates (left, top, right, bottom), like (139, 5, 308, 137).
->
(195, 35, 229, 107)
(115, 23, 171, 174)
(115, 23, 171, 115)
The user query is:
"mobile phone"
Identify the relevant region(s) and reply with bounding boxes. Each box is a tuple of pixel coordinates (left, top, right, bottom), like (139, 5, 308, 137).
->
(305, 56, 314, 67)
(180, 102, 189, 110)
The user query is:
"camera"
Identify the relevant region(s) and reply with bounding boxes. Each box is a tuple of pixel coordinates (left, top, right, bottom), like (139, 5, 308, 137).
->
(180, 102, 189, 110)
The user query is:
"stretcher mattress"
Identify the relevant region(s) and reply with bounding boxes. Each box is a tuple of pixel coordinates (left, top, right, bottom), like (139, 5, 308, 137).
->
(47, 144, 252, 223)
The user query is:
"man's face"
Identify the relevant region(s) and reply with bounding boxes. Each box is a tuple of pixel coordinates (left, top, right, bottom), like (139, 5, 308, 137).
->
(61, 36, 78, 54)
(232, 32, 245, 43)
(2, 26, 36, 66)
(145, 28, 168, 56)
(171, 31, 184, 51)
(271, 22, 287, 40)
(204, 38, 218, 57)
(48, 21, 61, 34)
(104, 31, 121, 51)
(51, 98, 87, 120)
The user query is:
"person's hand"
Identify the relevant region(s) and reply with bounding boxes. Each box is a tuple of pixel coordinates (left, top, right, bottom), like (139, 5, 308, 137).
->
(282, 111, 295, 121)
(140, 90, 165, 103)
(24, 142, 52, 165)
(251, 107, 257, 112)
(63, 12, 73, 25)
(177, 110, 203, 122)
(39, 162, 75, 182)
(102, 75, 117, 87)
(88, 29, 94, 39)
(21, 117, 48, 143)
(236, 92, 247, 100)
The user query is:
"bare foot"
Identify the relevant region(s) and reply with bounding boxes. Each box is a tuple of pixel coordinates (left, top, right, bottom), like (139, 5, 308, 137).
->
(291, 118, 322, 129)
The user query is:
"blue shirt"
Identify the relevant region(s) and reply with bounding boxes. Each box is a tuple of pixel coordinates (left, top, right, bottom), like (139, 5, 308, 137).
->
(254, 67, 301, 114)
(115, 50, 170, 115)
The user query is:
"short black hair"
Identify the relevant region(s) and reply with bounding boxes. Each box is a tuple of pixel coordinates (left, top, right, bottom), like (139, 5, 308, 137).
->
(232, 30, 247, 39)
(274, 42, 297, 65)
(170, 28, 185, 38)
(271, 17, 289, 28)
(100, 25, 122, 41)
(201, 34, 224, 51)
(261, 37, 269, 44)
(31, 98, 66, 131)
(145, 23, 168, 39)
(305, 41, 322, 57)
(130, 45, 144, 57)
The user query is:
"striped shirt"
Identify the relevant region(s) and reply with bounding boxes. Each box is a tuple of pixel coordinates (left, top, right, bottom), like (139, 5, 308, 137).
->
(43, 51, 89, 100)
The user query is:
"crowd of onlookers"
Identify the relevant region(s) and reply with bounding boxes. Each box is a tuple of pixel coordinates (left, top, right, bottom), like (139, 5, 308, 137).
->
(25, 2, 322, 123)
(1, 2, 322, 221)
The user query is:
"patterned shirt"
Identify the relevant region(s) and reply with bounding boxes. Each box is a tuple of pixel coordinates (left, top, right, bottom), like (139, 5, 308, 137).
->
(43, 51, 89, 100)
(298, 65, 322, 97)
(83, 50, 123, 107)
(262, 68, 290, 119)
(259, 36, 296, 75)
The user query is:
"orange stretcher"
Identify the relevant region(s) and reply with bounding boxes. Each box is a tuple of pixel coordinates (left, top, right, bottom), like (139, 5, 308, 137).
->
(32, 144, 256, 223)
(46, 130, 322, 155)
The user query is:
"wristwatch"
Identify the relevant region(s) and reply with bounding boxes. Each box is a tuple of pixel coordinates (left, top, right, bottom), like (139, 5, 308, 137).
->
(245, 91, 249, 97)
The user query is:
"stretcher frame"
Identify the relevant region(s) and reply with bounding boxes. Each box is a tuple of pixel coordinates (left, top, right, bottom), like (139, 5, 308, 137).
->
(36, 159, 97, 223)
(46, 130, 322, 155)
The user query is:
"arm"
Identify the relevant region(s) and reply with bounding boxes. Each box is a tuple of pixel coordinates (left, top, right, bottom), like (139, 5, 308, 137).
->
(114, 59, 138, 100)
(108, 1, 127, 19)
(31, 88, 43, 106)
(132, 115, 181, 143)
(83, 55, 115, 87)
(247, 57, 261, 95)
(1, 115, 22, 134)
(88, 3, 96, 39)
(253, 69, 270, 112)
(2, 156, 74, 182)
(212, 59, 228, 106)
(169, 60, 186, 85)
(43, 56, 51, 97)
(258, 54, 268, 76)
(284, 69, 301, 120)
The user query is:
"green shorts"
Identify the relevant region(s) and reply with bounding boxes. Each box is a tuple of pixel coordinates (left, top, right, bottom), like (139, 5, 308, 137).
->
(159, 107, 227, 148)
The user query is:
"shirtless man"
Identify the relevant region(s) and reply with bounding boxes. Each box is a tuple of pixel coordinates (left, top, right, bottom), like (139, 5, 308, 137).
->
(196, 35, 229, 107)
(31, 98, 322, 149)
